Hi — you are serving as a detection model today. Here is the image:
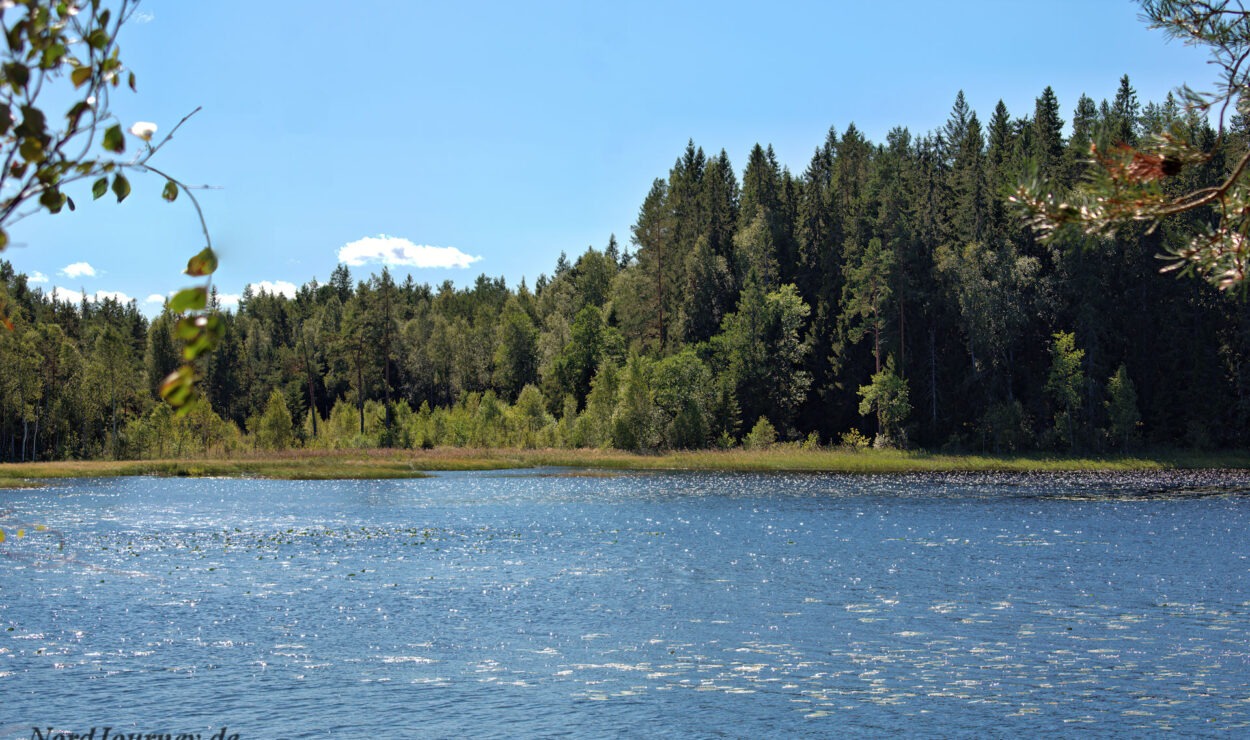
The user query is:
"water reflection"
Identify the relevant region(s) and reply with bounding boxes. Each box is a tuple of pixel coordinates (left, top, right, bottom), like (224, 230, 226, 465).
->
(2, 471, 1249, 736)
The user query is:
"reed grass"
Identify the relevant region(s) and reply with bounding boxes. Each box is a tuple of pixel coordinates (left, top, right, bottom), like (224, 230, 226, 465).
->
(1, 445, 1247, 483)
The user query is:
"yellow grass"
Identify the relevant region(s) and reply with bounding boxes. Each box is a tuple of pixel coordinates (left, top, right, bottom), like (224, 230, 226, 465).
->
(1, 445, 1247, 484)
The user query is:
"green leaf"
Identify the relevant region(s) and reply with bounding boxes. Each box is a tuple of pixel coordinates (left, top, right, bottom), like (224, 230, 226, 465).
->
(18, 137, 43, 163)
(169, 287, 208, 314)
(111, 173, 129, 202)
(102, 123, 124, 153)
(4, 62, 29, 91)
(174, 316, 201, 341)
(128, 71, 136, 92)
(39, 188, 65, 213)
(70, 65, 91, 88)
(159, 365, 197, 408)
(92, 177, 107, 199)
(161, 180, 179, 202)
(86, 29, 109, 50)
(184, 247, 217, 276)
(0, 103, 10, 136)
(40, 43, 66, 69)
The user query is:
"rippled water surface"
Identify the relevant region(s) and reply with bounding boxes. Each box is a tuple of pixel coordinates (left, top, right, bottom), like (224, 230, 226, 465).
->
(3, 470, 1250, 737)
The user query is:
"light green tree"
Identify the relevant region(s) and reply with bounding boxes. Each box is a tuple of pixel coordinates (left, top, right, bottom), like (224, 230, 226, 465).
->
(857, 355, 911, 447)
(651, 349, 713, 449)
(611, 352, 659, 451)
(253, 388, 294, 451)
(511, 383, 550, 448)
(1045, 331, 1085, 449)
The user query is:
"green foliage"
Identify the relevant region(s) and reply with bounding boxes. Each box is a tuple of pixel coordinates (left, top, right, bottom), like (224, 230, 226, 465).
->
(1105, 363, 1142, 449)
(611, 352, 659, 451)
(1045, 331, 1085, 450)
(839, 428, 872, 450)
(715, 276, 811, 435)
(934, 241, 1038, 377)
(744, 416, 778, 450)
(574, 361, 618, 448)
(840, 236, 894, 390)
(511, 384, 551, 449)
(492, 297, 539, 401)
(7, 50, 1250, 461)
(857, 355, 911, 447)
(651, 349, 713, 449)
(251, 388, 294, 451)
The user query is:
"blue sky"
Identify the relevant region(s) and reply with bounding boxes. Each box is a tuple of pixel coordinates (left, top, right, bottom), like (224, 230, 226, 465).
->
(3, 0, 1219, 314)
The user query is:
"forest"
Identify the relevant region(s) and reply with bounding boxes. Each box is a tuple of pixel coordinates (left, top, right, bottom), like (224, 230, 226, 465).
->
(2, 76, 1249, 462)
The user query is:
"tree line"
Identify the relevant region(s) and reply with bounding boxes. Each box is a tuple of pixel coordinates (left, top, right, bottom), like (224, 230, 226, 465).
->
(3, 76, 1249, 460)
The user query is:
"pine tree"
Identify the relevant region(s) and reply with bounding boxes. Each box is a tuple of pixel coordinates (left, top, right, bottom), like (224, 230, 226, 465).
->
(1032, 86, 1065, 181)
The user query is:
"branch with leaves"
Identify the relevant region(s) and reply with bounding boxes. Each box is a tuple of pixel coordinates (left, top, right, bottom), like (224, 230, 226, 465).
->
(0, 0, 218, 410)
(1012, 0, 1250, 291)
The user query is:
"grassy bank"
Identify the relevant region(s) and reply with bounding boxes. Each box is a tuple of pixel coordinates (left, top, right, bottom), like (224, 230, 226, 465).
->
(2, 446, 1249, 484)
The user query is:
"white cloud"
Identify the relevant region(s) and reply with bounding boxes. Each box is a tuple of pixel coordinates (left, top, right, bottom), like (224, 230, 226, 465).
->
(95, 289, 132, 303)
(50, 287, 133, 305)
(28, 271, 48, 283)
(145, 293, 165, 305)
(60, 261, 96, 279)
(217, 293, 241, 310)
(133, 10, 154, 23)
(249, 280, 298, 299)
(338, 235, 481, 270)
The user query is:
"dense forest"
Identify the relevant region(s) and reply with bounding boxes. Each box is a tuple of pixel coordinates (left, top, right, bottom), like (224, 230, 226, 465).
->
(3, 77, 1249, 461)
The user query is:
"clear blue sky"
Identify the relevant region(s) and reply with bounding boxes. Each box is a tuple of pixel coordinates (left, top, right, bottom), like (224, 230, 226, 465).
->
(3, 0, 1218, 313)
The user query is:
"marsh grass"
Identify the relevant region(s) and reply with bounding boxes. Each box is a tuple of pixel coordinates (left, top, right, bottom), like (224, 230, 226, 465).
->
(1, 446, 1246, 483)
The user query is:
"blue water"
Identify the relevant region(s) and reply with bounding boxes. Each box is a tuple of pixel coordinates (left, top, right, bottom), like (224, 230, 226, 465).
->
(3, 470, 1250, 738)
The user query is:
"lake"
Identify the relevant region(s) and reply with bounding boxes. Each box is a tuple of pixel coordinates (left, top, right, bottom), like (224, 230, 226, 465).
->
(2, 470, 1250, 738)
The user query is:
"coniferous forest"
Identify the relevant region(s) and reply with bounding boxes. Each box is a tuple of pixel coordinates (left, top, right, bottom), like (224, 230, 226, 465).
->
(4, 78, 1250, 461)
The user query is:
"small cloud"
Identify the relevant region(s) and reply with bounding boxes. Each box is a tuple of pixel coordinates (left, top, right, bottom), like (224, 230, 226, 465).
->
(217, 293, 241, 310)
(133, 10, 154, 23)
(338, 235, 481, 270)
(28, 271, 48, 283)
(248, 280, 297, 299)
(145, 293, 165, 305)
(60, 262, 96, 279)
(51, 287, 133, 304)
(95, 289, 133, 303)
(51, 287, 82, 303)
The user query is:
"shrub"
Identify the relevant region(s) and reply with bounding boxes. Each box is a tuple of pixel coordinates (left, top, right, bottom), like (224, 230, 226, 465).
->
(839, 428, 871, 450)
(744, 417, 778, 450)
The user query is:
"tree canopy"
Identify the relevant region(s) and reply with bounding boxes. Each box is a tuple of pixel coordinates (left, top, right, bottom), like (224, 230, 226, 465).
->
(4, 65, 1248, 459)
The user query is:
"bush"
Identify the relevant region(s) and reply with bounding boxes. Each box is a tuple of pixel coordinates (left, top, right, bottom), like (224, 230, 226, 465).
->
(744, 417, 778, 450)
(839, 428, 871, 450)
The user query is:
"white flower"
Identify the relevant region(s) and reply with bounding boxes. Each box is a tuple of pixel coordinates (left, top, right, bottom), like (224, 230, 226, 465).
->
(129, 121, 157, 141)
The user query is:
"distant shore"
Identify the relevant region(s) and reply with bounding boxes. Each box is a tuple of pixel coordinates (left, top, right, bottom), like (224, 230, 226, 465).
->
(2, 447, 1249, 484)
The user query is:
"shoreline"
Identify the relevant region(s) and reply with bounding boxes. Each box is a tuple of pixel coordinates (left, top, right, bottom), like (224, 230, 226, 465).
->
(2, 447, 1249, 483)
